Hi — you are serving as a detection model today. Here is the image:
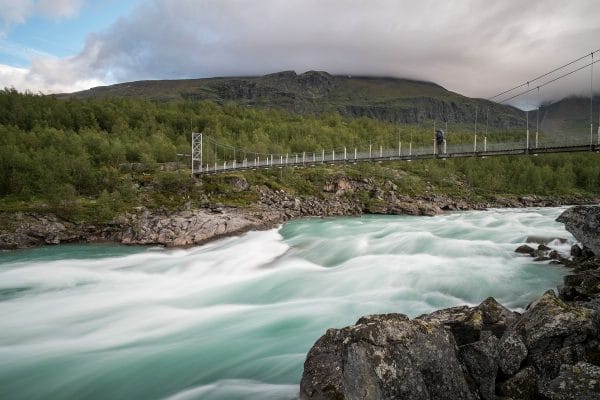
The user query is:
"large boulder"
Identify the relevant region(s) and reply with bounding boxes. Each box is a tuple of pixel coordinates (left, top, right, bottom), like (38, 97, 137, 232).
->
(300, 298, 520, 400)
(539, 362, 600, 400)
(505, 290, 599, 385)
(557, 206, 600, 256)
(300, 313, 477, 400)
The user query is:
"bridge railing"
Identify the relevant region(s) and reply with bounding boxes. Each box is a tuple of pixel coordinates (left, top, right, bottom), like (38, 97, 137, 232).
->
(197, 132, 597, 174)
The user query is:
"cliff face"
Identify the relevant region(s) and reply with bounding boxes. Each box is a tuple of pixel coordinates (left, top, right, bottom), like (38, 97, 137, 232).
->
(300, 205, 600, 400)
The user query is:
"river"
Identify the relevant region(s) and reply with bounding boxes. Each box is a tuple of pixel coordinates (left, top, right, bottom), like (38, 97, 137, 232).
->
(0, 207, 573, 399)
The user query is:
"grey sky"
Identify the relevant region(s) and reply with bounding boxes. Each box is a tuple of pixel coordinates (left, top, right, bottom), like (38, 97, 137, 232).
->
(6, 0, 600, 105)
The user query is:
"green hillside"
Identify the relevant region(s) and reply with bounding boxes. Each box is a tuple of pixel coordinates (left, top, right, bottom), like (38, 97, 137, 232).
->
(59, 71, 526, 129)
(1, 89, 599, 227)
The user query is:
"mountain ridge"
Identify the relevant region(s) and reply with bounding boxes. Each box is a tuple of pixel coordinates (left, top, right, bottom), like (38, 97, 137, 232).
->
(58, 71, 599, 134)
(58, 70, 527, 129)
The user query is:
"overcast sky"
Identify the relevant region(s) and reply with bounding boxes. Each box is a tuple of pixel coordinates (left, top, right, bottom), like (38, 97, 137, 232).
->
(1, 0, 599, 107)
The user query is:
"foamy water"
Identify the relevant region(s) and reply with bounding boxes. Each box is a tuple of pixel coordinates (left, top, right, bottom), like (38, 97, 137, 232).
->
(0, 208, 574, 399)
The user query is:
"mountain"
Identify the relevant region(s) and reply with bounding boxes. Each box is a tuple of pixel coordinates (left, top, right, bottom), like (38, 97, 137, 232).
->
(59, 71, 526, 129)
(540, 96, 600, 138)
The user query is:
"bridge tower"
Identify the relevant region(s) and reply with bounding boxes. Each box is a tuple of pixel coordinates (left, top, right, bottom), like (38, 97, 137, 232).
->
(191, 132, 202, 175)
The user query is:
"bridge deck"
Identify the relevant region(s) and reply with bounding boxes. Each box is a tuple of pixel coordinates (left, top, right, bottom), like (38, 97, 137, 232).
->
(194, 144, 598, 175)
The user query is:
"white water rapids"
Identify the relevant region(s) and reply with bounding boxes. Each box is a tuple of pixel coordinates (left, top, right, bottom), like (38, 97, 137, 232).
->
(0, 207, 574, 399)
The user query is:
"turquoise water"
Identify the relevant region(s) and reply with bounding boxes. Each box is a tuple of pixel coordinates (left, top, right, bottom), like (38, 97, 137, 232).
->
(0, 208, 573, 399)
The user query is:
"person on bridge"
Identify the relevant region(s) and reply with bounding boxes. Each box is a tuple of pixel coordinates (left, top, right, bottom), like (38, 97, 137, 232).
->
(435, 129, 445, 153)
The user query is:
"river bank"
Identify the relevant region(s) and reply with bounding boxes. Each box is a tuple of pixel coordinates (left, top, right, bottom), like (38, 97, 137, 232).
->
(1, 174, 598, 250)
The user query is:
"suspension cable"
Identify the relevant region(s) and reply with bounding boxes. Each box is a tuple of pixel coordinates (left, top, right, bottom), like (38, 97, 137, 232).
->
(497, 58, 600, 104)
(488, 49, 600, 101)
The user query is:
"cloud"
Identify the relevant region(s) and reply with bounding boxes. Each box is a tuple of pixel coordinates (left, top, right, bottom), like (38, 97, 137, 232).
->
(0, 0, 84, 34)
(0, 0, 34, 33)
(0, 61, 103, 93)
(2, 0, 600, 103)
(37, 0, 84, 19)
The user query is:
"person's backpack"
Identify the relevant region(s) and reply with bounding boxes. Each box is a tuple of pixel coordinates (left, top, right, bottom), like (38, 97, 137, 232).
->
(436, 130, 444, 143)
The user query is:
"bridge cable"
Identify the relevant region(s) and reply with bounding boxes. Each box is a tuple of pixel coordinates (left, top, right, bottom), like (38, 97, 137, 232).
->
(488, 49, 600, 101)
(497, 58, 600, 104)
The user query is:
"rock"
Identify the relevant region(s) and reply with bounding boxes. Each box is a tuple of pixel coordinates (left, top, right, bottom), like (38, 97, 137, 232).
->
(510, 290, 599, 384)
(116, 207, 286, 247)
(0, 212, 83, 249)
(301, 298, 522, 400)
(516, 244, 536, 255)
(539, 244, 552, 251)
(539, 362, 600, 400)
(498, 330, 528, 377)
(497, 366, 537, 400)
(458, 333, 499, 400)
(419, 297, 520, 345)
(526, 235, 568, 245)
(301, 289, 600, 400)
(572, 244, 583, 258)
(224, 176, 249, 192)
(557, 206, 600, 256)
(300, 313, 477, 400)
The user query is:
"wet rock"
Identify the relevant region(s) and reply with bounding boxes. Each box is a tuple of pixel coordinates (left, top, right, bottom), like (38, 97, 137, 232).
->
(557, 206, 600, 256)
(572, 244, 583, 258)
(516, 244, 536, 255)
(539, 362, 600, 400)
(539, 244, 552, 251)
(526, 235, 568, 245)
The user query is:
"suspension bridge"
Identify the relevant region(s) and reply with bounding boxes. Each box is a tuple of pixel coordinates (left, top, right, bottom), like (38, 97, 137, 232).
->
(191, 50, 600, 175)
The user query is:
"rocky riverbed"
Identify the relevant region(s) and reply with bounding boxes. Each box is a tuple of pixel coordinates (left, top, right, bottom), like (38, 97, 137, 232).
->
(300, 205, 600, 400)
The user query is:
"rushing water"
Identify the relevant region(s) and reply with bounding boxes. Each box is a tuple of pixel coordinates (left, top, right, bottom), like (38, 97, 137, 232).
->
(0, 207, 575, 400)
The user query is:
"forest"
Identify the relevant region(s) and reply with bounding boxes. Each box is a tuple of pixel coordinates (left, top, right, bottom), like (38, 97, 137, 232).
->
(1, 88, 599, 222)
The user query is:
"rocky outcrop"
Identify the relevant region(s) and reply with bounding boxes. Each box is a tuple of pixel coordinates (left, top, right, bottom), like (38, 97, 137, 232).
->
(557, 206, 600, 256)
(103, 207, 285, 247)
(0, 207, 286, 249)
(0, 213, 93, 249)
(300, 292, 600, 400)
(300, 313, 477, 400)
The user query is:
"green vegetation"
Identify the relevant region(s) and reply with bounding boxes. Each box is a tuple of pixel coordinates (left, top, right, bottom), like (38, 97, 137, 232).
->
(1, 89, 599, 225)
